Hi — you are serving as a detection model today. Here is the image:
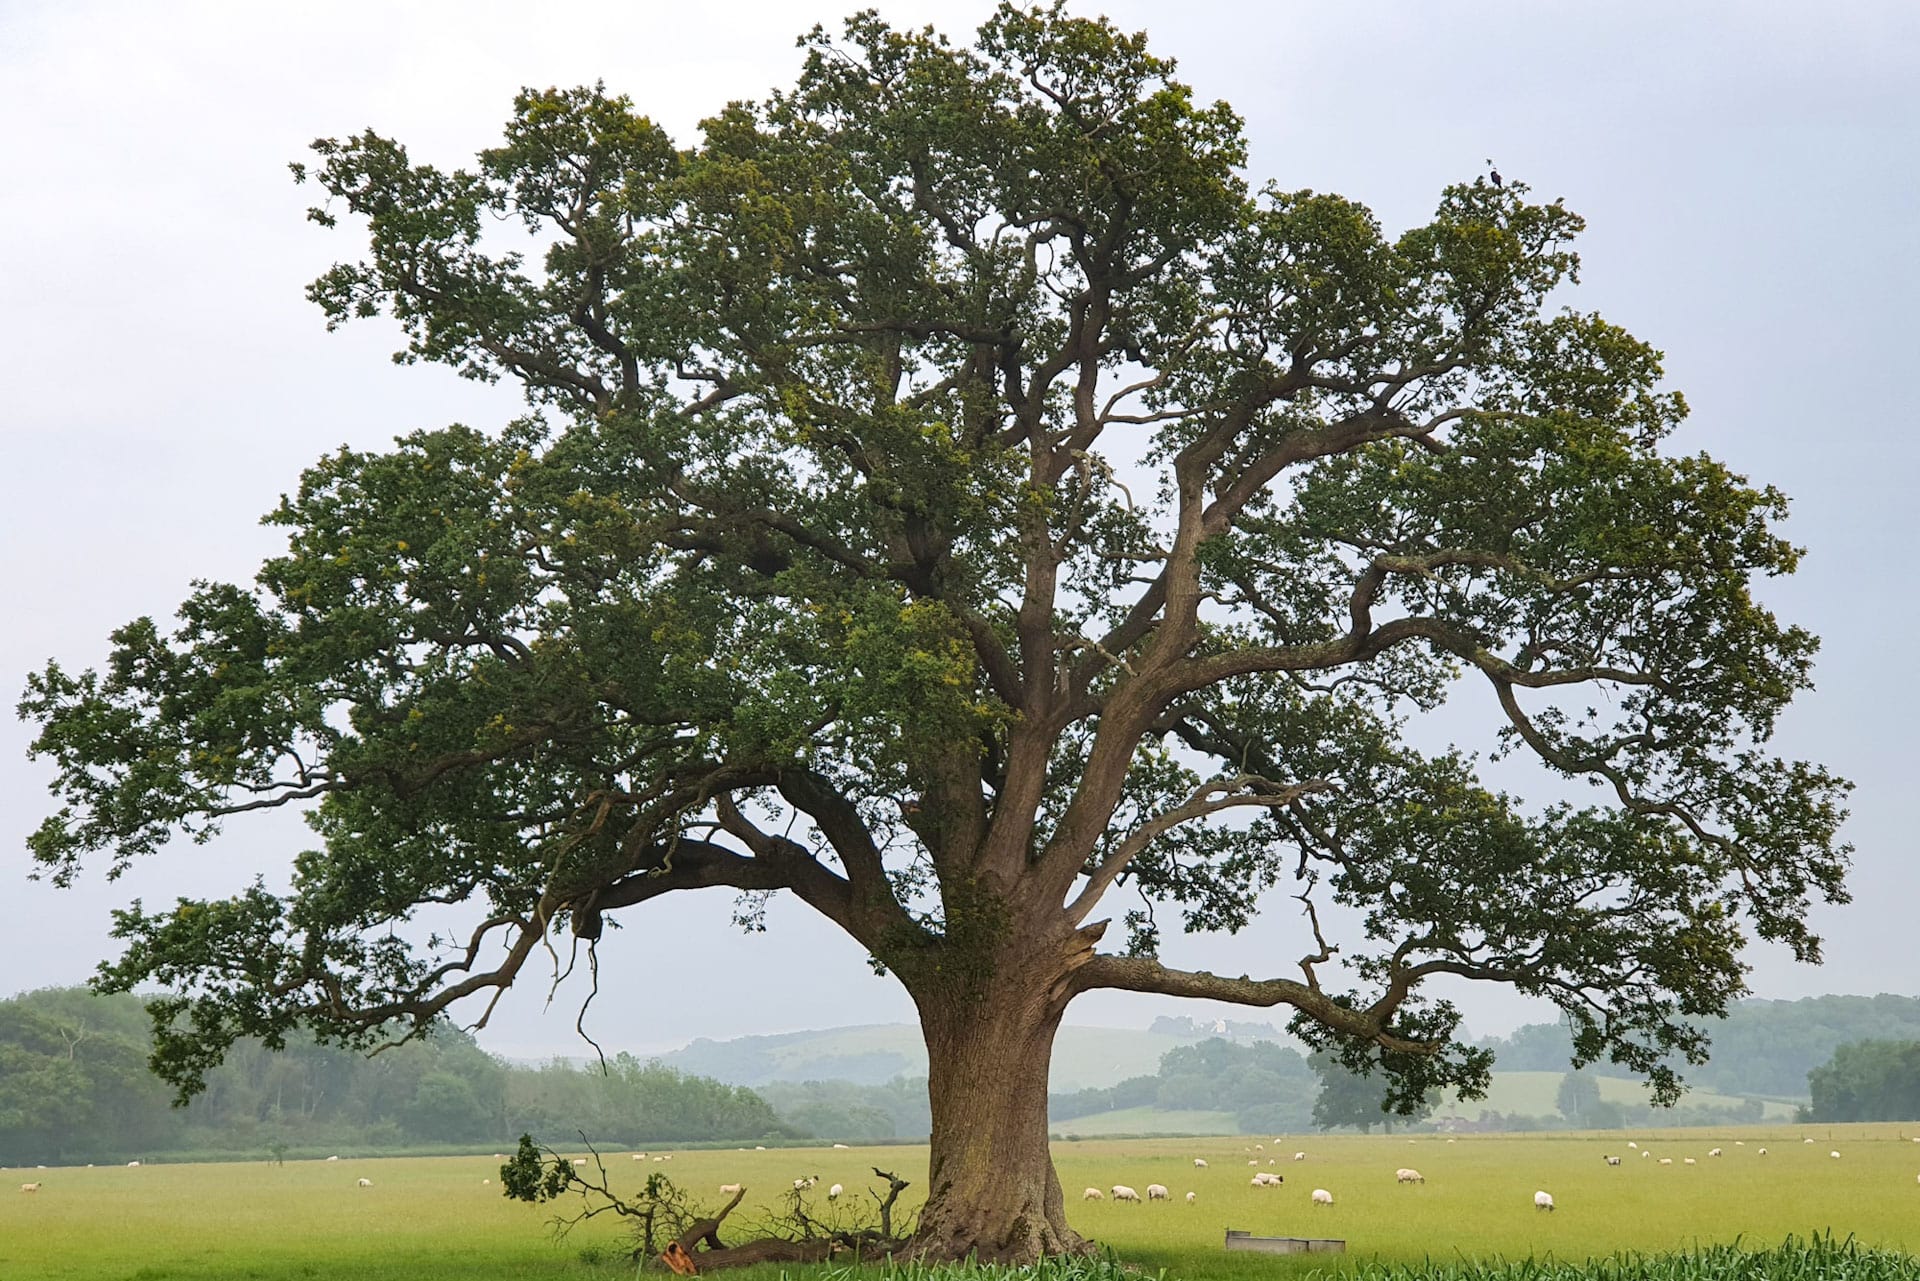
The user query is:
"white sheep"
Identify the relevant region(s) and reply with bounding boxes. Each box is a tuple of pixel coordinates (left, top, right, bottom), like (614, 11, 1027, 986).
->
(126, 1161, 141, 1168)
(1395, 1168, 1424, 1184)
(1804, 1138, 1815, 1144)
(1111, 1184, 1141, 1202)
(326, 1155, 339, 1162)
(1659, 1158, 1673, 1165)
(632, 1154, 647, 1161)
(1757, 1148, 1768, 1156)
(482, 1179, 490, 1186)
(1247, 1159, 1260, 1167)
(1641, 1151, 1652, 1159)
(20, 1182, 40, 1193)
(572, 1159, 587, 1167)
(1735, 1141, 1745, 1146)
(1311, 1188, 1333, 1206)
(828, 1184, 843, 1200)
(1193, 1158, 1208, 1168)
(1083, 1187, 1104, 1200)
(1683, 1158, 1697, 1165)
(1832, 1151, 1842, 1159)
(833, 1143, 850, 1149)
(358, 1178, 373, 1188)
(1185, 1191, 1196, 1203)
(1604, 1156, 1621, 1166)
(1708, 1148, 1722, 1157)
(720, 1183, 743, 1195)
(1146, 1184, 1170, 1201)
(1294, 1151, 1307, 1161)
(1534, 1190, 1554, 1212)
(1253, 1144, 1263, 1151)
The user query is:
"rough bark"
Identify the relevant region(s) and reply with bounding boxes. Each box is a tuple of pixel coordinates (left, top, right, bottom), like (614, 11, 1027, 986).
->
(910, 976, 1090, 1262)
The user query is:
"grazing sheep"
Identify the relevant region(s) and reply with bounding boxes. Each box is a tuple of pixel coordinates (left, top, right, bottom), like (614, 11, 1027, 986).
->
(1627, 1142, 1637, 1149)
(828, 1184, 843, 1201)
(1193, 1158, 1208, 1168)
(1146, 1184, 1170, 1201)
(1247, 1160, 1260, 1167)
(1604, 1156, 1622, 1166)
(1111, 1185, 1141, 1203)
(482, 1179, 490, 1186)
(1186, 1192, 1196, 1203)
(632, 1154, 647, 1161)
(1659, 1158, 1673, 1165)
(1757, 1148, 1768, 1156)
(1250, 1173, 1281, 1186)
(1832, 1151, 1842, 1159)
(358, 1178, 373, 1188)
(1534, 1190, 1554, 1212)
(1083, 1187, 1104, 1200)
(1395, 1168, 1424, 1184)
(1683, 1158, 1697, 1165)
(719, 1183, 743, 1195)
(1294, 1152, 1307, 1161)
(1253, 1144, 1263, 1151)
(1641, 1152, 1652, 1159)
(1311, 1188, 1333, 1206)
(1735, 1141, 1745, 1146)
(572, 1159, 587, 1167)
(20, 1183, 40, 1193)
(1708, 1148, 1722, 1157)
(326, 1155, 339, 1162)
(126, 1161, 141, 1168)
(833, 1143, 851, 1149)
(1804, 1138, 1815, 1144)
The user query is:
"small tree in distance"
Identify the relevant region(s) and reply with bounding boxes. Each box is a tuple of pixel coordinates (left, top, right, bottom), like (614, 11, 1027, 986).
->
(20, 4, 1849, 1263)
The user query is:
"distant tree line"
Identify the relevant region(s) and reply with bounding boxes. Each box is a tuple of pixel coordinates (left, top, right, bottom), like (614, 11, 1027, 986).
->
(1044, 1038, 1415, 1134)
(0, 988, 798, 1165)
(1807, 1041, 1920, 1122)
(1479, 995, 1920, 1100)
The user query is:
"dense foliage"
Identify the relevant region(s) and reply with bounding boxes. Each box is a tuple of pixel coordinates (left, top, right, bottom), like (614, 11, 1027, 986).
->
(0, 987, 794, 1165)
(1808, 1041, 1920, 1122)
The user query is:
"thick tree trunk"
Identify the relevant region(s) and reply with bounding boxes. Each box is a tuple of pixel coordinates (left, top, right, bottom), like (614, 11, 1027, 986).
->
(911, 981, 1090, 1263)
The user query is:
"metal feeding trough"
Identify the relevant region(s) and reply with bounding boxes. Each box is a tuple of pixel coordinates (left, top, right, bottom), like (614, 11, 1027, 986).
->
(1223, 1228, 1347, 1255)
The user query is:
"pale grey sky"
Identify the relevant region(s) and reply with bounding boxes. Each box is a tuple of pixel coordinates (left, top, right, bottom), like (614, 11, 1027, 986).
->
(2, 1, 1915, 1062)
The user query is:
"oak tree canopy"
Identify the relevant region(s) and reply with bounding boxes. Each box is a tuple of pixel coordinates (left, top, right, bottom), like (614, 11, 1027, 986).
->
(21, 3, 1849, 1261)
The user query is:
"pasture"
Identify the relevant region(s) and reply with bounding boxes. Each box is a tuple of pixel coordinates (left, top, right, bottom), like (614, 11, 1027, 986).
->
(8, 1125, 1920, 1279)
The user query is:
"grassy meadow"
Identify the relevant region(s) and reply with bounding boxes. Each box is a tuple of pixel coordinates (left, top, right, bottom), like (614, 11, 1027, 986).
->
(9, 1125, 1920, 1280)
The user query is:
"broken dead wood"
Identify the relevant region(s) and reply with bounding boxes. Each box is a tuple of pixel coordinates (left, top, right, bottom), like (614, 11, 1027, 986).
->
(654, 1168, 913, 1272)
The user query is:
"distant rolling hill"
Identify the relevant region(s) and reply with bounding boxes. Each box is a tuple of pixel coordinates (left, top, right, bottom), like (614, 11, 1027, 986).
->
(658, 1021, 1286, 1092)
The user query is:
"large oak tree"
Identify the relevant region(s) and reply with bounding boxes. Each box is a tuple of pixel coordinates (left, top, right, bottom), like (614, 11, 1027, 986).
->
(21, 5, 1849, 1262)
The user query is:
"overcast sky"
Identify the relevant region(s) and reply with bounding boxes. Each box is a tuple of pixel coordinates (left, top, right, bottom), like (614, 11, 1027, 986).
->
(3, 1, 1915, 1063)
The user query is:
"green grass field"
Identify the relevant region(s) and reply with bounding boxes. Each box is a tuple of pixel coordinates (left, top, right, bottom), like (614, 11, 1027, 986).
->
(9, 1125, 1920, 1280)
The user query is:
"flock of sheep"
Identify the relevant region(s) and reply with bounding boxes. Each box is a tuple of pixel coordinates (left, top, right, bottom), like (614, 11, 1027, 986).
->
(19, 1134, 1920, 1204)
(1079, 1150, 1447, 1212)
